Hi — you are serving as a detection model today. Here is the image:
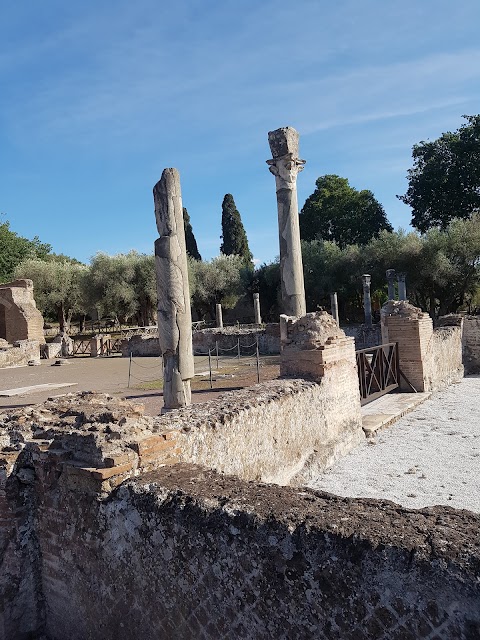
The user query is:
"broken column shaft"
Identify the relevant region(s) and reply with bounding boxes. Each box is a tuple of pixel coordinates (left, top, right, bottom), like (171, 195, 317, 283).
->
(386, 269, 396, 300)
(253, 293, 262, 325)
(330, 292, 339, 324)
(153, 168, 194, 409)
(267, 126, 306, 317)
(362, 274, 372, 329)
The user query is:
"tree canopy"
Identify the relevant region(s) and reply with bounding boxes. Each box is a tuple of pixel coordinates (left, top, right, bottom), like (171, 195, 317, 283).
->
(399, 115, 480, 232)
(14, 257, 88, 332)
(0, 217, 51, 283)
(183, 207, 202, 261)
(220, 194, 253, 266)
(299, 175, 393, 248)
(189, 254, 247, 320)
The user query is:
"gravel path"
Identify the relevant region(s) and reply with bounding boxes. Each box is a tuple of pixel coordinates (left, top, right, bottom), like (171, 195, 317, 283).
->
(307, 376, 480, 513)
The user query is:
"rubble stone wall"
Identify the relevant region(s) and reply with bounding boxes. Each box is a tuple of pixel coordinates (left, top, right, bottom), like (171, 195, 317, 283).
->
(343, 324, 382, 349)
(461, 315, 480, 373)
(161, 378, 364, 486)
(3, 462, 480, 640)
(120, 324, 281, 357)
(427, 325, 464, 391)
(0, 339, 40, 368)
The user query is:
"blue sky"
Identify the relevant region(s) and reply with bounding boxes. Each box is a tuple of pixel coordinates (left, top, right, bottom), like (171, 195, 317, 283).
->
(1, 0, 479, 265)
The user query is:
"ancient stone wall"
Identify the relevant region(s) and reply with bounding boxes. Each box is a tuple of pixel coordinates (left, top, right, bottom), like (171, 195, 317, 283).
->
(342, 324, 381, 349)
(427, 325, 464, 391)
(160, 378, 363, 485)
(0, 280, 44, 344)
(121, 324, 281, 357)
(2, 461, 479, 639)
(460, 315, 480, 374)
(0, 339, 40, 368)
(382, 301, 464, 392)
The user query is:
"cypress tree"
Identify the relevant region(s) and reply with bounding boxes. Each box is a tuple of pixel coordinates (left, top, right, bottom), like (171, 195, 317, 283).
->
(183, 207, 202, 261)
(220, 194, 253, 266)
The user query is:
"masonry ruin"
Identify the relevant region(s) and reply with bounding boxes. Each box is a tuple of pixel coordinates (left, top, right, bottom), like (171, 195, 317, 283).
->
(0, 279, 44, 368)
(1, 132, 479, 639)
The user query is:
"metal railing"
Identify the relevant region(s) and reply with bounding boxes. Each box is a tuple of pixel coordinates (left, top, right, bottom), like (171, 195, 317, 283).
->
(356, 342, 400, 406)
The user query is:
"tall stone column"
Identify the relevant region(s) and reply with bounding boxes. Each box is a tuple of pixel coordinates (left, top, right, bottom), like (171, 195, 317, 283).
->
(216, 303, 223, 329)
(362, 274, 372, 328)
(267, 126, 306, 317)
(397, 273, 407, 301)
(153, 168, 194, 409)
(386, 269, 396, 300)
(330, 292, 339, 324)
(253, 293, 262, 324)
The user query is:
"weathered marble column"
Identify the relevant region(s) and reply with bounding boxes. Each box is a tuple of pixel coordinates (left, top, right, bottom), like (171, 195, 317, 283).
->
(267, 126, 306, 317)
(397, 273, 407, 301)
(386, 269, 396, 300)
(253, 293, 262, 324)
(216, 303, 223, 329)
(153, 168, 194, 409)
(330, 292, 339, 324)
(362, 274, 372, 328)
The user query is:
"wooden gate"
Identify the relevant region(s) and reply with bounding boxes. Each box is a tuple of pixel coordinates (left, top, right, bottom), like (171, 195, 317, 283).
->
(356, 342, 400, 406)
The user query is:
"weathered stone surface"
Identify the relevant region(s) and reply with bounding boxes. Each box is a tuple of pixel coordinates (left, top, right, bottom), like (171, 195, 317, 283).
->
(120, 324, 281, 357)
(3, 462, 479, 639)
(153, 168, 194, 408)
(51, 331, 74, 357)
(253, 292, 262, 324)
(0, 339, 40, 368)
(267, 126, 306, 317)
(0, 279, 45, 345)
(462, 315, 480, 373)
(382, 301, 464, 392)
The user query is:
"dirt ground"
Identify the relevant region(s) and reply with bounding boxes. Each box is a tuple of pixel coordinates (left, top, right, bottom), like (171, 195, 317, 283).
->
(0, 354, 280, 416)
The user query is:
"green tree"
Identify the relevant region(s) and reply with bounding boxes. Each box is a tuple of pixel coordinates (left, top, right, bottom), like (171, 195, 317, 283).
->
(183, 207, 202, 261)
(399, 115, 480, 232)
(189, 254, 247, 320)
(299, 175, 392, 248)
(14, 257, 88, 332)
(88, 252, 156, 326)
(220, 194, 253, 266)
(0, 217, 51, 283)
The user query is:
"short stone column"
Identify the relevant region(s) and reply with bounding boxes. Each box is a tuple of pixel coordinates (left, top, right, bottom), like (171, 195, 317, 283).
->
(397, 273, 407, 301)
(267, 126, 306, 317)
(330, 292, 339, 324)
(153, 168, 194, 409)
(362, 274, 372, 328)
(386, 269, 396, 300)
(253, 293, 262, 325)
(381, 301, 433, 391)
(216, 303, 223, 329)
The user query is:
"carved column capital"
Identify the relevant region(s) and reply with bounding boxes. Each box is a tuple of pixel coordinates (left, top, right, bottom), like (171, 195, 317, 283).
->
(266, 155, 306, 189)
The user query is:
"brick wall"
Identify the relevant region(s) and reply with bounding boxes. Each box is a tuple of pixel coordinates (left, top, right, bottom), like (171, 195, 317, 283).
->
(4, 463, 480, 640)
(382, 302, 464, 392)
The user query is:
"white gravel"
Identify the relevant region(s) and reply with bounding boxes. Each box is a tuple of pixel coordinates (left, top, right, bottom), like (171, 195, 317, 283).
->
(307, 376, 480, 513)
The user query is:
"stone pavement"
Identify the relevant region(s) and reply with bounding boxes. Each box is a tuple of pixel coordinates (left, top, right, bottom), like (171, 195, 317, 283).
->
(361, 391, 431, 437)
